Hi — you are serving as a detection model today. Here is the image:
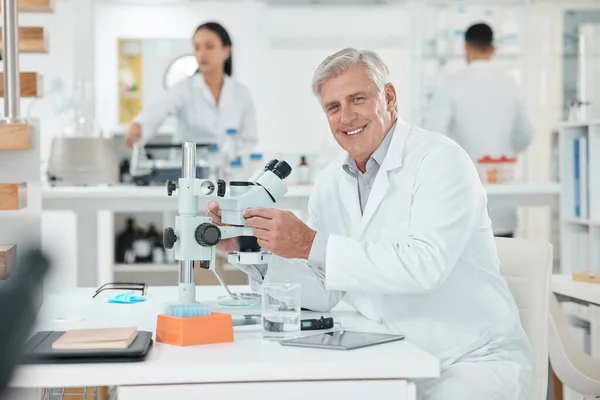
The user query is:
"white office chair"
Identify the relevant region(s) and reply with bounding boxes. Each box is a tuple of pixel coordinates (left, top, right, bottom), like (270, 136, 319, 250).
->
(495, 237, 553, 400)
(548, 292, 600, 399)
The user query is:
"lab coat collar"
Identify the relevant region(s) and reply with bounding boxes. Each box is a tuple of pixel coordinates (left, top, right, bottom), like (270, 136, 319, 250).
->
(341, 119, 407, 174)
(379, 119, 409, 172)
(468, 59, 492, 68)
(192, 73, 231, 107)
(337, 119, 411, 235)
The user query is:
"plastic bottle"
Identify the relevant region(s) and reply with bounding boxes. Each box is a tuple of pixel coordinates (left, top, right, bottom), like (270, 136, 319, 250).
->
(221, 128, 239, 181)
(207, 144, 220, 181)
(452, 6, 468, 56)
(297, 155, 310, 185)
(500, 10, 520, 55)
(435, 8, 450, 57)
(248, 153, 264, 179)
(222, 128, 238, 161)
(229, 158, 243, 182)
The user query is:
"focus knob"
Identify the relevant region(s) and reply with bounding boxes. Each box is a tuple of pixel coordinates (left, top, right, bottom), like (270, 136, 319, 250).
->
(195, 223, 221, 247)
(217, 179, 226, 197)
(167, 180, 177, 196)
(163, 227, 177, 249)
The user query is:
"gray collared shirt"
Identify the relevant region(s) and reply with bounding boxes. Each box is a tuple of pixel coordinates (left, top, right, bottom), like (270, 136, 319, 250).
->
(307, 123, 397, 277)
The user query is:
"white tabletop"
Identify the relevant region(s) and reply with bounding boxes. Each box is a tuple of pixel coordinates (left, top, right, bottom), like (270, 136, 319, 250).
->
(41, 184, 313, 200)
(41, 182, 559, 200)
(11, 286, 440, 389)
(552, 274, 600, 306)
(40, 182, 559, 212)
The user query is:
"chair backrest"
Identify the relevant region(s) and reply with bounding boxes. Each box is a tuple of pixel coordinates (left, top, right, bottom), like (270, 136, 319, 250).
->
(548, 289, 600, 396)
(495, 237, 553, 400)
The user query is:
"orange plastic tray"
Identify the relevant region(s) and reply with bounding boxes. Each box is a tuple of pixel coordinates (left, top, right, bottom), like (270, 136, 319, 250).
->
(156, 312, 234, 346)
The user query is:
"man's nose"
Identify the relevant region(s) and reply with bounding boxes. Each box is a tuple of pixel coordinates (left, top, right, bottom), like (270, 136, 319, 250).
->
(339, 106, 356, 125)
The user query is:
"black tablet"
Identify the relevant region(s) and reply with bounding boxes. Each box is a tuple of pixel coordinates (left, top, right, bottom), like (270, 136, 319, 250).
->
(279, 330, 405, 350)
(20, 331, 153, 364)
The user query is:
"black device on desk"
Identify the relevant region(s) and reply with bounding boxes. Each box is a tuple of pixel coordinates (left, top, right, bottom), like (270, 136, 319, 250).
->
(301, 316, 334, 331)
(21, 331, 153, 364)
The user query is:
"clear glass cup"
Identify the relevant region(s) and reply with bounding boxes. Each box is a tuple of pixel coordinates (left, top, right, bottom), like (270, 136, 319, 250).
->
(260, 283, 301, 340)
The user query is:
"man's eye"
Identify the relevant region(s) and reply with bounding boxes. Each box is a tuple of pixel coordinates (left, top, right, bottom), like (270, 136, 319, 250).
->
(327, 105, 339, 112)
(353, 97, 365, 103)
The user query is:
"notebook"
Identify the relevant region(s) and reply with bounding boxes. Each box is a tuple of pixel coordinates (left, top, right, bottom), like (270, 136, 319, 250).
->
(52, 327, 138, 350)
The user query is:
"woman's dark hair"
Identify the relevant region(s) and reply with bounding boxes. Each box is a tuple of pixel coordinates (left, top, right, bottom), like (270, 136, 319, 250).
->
(195, 22, 233, 76)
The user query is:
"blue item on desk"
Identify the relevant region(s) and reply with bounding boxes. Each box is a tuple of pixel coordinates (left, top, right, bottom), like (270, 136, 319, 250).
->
(106, 291, 146, 304)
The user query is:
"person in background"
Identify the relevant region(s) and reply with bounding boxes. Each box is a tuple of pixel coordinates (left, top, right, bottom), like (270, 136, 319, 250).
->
(423, 22, 533, 238)
(123, 22, 257, 152)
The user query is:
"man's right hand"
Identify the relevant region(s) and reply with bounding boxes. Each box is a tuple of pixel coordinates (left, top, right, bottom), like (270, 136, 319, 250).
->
(123, 122, 143, 149)
(207, 201, 239, 254)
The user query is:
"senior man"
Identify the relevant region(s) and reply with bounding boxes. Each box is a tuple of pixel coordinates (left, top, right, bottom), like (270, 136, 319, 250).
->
(208, 48, 532, 399)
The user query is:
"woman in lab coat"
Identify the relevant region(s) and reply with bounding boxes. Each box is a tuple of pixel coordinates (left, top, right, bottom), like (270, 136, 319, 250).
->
(123, 22, 257, 150)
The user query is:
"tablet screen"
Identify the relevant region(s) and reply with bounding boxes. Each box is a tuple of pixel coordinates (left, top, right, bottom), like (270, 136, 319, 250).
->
(279, 330, 404, 350)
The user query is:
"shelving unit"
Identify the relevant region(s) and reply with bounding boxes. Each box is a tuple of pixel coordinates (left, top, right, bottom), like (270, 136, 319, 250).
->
(559, 120, 600, 274)
(0, 0, 50, 286)
(410, 1, 528, 125)
(0, 72, 42, 97)
(0, 26, 47, 52)
(13, 0, 52, 12)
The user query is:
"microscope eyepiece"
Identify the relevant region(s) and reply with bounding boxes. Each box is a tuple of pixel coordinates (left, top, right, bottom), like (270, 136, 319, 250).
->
(264, 159, 279, 172)
(272, 160, 292, 180)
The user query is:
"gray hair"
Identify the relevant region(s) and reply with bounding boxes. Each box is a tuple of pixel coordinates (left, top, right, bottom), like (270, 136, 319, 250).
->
(311, 48, 391, 101)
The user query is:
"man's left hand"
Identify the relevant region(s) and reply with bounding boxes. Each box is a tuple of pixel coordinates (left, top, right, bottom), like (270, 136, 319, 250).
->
(243, 208, 316, 259)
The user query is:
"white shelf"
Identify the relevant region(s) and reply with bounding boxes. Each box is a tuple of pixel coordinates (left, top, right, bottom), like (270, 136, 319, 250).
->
(559, 120, 600, 274)
(562, 301, 591, 324)
(114, 263, 178, 273)
(562, 217, 600, 227)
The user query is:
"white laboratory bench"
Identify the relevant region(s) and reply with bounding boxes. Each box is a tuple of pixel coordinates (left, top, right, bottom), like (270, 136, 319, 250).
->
(41, 182, 560, 287)
(10, 286, 440, 400)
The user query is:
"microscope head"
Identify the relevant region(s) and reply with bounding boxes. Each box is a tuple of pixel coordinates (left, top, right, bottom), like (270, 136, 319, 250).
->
(164, 145, 293, 277)
(218, 159, 292, 227)
(213, 159, 292, 266)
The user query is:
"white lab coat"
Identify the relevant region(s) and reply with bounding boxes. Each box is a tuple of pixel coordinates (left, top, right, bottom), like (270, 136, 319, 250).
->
(134, 73, 257, 150)
(248, 122, 532, 399)
(422, 60, 533, 235)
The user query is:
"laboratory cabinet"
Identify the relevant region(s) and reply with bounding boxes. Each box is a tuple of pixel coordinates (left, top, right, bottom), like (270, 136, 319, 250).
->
(118, 380, 417, 400)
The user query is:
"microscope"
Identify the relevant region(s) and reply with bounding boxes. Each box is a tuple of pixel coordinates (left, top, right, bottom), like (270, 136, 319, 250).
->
(163, 142, 292, 306)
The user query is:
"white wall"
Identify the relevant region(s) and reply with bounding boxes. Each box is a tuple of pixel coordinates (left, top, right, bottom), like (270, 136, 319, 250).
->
(93, 1, 411, 153)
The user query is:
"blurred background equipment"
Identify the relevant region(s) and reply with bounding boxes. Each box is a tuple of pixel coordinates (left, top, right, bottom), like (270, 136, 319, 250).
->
(46, 79, 119, 186)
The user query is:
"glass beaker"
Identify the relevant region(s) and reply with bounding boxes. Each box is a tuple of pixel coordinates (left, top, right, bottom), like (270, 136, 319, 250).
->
(261, 283, 301, 340)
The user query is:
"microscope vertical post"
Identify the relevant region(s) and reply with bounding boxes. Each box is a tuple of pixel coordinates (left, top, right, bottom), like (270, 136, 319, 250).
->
(179, 142, 196, 303)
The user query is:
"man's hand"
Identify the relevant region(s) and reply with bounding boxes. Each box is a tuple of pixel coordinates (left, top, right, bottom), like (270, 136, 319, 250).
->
(243, 208, 316, 259)
(206, 201, 239, 254)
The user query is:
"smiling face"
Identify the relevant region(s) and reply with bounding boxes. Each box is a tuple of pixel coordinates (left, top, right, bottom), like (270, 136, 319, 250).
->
(193, 28, 230, 75)
(319, 64, 397, 170)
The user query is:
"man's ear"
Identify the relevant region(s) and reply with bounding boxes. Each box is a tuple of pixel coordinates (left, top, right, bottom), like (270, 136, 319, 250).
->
(385, 83, 397, 112)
